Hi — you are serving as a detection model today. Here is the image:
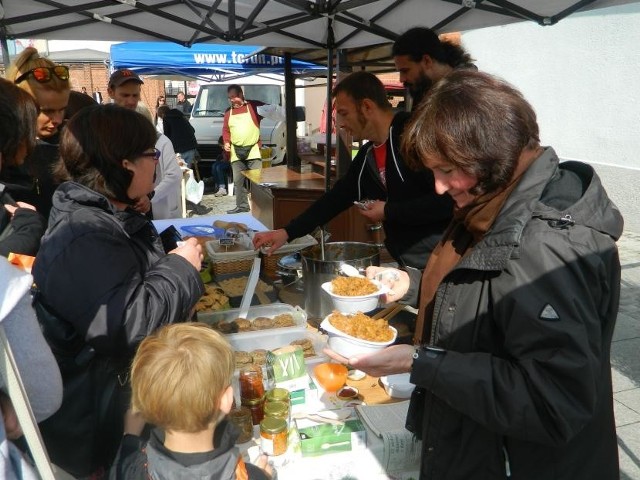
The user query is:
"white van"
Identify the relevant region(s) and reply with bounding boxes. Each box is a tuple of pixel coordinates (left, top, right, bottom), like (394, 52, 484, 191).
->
(190, 76, 304, 168)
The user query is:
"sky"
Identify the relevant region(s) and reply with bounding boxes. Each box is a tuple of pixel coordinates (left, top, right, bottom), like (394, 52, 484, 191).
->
(48, 40, 116, 52)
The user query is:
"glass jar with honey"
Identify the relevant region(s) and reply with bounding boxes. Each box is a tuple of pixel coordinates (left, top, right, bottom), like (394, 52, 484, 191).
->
(241, 395, 265, 425)
(260, 417, 288, 456)
(239, 365, 265, 400)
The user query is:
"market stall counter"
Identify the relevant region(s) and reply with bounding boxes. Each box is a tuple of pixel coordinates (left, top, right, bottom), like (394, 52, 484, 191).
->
(151, 215, 420, 478)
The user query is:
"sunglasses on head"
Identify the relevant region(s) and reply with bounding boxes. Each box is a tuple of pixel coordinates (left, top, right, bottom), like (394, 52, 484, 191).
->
(140, 148, 161, 161)
(15, 66, 70, 85)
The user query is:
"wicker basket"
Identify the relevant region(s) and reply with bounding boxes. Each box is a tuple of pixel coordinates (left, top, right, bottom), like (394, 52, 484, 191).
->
(260, 235, 317, 276)
(206, 236, 258, 277)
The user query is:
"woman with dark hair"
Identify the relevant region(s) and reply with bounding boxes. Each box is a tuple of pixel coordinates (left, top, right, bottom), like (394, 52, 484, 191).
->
(154, 94, 166, 133)
(327, 71, 622, 480)
(0, 78, 47, 256)
(0, 77, 62, 479)
(32, 104, 204, 478)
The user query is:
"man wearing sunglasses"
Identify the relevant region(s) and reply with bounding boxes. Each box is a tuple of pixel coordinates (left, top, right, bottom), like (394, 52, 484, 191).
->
(108, 69, 182, 219)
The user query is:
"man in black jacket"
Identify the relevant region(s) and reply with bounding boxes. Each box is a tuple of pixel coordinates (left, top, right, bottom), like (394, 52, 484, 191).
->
(253, 72, 453, 269)
(157, 105, 199, 168)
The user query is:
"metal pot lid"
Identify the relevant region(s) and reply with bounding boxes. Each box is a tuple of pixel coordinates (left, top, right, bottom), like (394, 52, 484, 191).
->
(277, 252, 302, 271)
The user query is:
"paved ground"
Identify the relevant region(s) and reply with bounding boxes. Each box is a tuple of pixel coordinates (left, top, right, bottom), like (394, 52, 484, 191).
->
(192, 190, 640, 478)
(613, 231, 640, 480)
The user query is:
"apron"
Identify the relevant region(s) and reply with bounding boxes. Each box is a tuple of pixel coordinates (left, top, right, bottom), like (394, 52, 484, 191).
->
(228, 106, 261, 162)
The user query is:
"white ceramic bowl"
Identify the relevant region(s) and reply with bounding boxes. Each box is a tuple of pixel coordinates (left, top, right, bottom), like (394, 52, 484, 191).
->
(380, 373, 415, 399)
(320, 316, 396, 358)
(321, 279, 388, 314)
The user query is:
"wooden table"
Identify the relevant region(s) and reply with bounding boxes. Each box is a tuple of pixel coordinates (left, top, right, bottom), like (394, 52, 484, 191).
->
(242, 165, 385, 246)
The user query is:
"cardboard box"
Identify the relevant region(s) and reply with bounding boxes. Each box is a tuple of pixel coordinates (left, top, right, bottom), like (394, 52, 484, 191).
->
(296, 418, 367, 457)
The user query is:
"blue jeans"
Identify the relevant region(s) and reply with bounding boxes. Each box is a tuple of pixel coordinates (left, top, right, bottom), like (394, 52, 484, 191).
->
(211, 160, 231, 189)
(180, 149, 198, 167)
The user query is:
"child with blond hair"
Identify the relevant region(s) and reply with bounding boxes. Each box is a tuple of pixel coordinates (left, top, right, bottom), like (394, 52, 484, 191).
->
(109, 323, 272, 480)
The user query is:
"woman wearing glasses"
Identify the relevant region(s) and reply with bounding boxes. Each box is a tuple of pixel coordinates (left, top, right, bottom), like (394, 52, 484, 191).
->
(2, 47, 71, 222)
(31, 104, 205, 478)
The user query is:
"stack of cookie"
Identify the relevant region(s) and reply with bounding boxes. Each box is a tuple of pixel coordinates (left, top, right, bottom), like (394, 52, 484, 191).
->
(289, 338, 316, 358)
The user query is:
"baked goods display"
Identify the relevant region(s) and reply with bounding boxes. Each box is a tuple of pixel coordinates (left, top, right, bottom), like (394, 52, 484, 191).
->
(328, 311, 394, 342)
(194, 285, 229, 313)
(232, 339, 316, 368)
(289, 338, 316, 357)
(331, 276, 378, 296)
(212, 312, 297, 334)
(217, 276, 274, 297)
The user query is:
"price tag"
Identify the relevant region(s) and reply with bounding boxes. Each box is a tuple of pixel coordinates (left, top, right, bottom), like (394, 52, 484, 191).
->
(219, 237, 235, 246)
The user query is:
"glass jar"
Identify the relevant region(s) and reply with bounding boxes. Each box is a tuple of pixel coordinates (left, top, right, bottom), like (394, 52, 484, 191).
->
(228, 407, 254, 444)
(265, 387, 290, 405)
(260, 417, 288, 456)
(239, 365, 265, 400)
(241, 395, 265, 425)
(264, 400, 289, 422)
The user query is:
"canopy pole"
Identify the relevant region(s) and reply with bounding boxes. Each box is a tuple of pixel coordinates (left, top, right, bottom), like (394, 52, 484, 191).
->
(1, 27, 10, 69)
(284, 53, 301, 172)
(324, 20, 335, 193)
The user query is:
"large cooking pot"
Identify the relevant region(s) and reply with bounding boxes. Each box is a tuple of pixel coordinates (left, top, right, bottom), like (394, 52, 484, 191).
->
(300, 242, 380, 319)
(276, 252, 303, 291)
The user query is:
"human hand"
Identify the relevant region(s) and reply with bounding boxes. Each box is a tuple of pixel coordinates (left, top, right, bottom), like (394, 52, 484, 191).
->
(223, 142, 231, 152)
(323, 344, 414, 378)
(4, 202, 37, 216)
(0, 392, 22, 440)
(252, 229, 289, 255)
(357, 200, 386, 222)
(133, 195, 151, 214)
(169, 237, 203, 270)
(254, 454, 275, 479)
(366, 266, 409, 303)
(123, 408, 146, 436)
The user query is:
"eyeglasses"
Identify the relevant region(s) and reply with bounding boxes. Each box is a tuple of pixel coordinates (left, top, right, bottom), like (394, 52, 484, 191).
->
(14, 66, 70, 85)
(140, 149, 161, 161)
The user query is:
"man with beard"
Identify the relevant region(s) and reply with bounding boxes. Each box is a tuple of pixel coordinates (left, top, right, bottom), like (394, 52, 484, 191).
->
(253, 72, 452, 270)
(392, 27, 475, 108)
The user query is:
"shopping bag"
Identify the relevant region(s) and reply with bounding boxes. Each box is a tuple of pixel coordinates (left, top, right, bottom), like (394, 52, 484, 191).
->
(185, 169, 204, 204)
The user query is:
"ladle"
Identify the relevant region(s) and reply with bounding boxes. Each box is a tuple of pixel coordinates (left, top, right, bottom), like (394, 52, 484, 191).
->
(338, 263, 365, 278)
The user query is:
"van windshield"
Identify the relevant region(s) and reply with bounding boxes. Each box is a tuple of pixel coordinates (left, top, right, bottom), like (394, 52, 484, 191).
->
(192, 84, 281, 117)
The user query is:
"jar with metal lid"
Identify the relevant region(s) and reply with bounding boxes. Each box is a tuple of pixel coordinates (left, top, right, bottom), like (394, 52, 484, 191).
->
(263, 400, 289, 421)
(227, 407, 254, 444)
(265, 387, 290, 405)
(260, 417, 288, 456)
(239, 365, 265, 400)
(241, 395, 265, 425)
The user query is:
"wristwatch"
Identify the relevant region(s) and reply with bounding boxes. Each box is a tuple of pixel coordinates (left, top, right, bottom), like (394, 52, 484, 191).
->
(413, 345, 446, 360)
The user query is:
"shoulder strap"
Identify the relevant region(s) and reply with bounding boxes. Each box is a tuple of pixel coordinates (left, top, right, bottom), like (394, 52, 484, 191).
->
(0, 325, 57, 480)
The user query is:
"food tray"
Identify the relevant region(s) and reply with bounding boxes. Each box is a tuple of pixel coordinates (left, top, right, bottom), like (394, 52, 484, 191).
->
(197, 303, 307, 335)
(228, 329, 326, 360)
(211, 272, 278, 308)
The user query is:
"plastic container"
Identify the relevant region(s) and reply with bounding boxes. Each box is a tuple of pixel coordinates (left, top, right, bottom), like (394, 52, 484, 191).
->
(321, 279, 387, 314)
(380, 373, 415, 399)
(197, 303, 306, 333)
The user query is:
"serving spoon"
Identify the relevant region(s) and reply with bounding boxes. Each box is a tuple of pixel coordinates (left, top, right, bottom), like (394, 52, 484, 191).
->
(338, 263, 365, 278)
